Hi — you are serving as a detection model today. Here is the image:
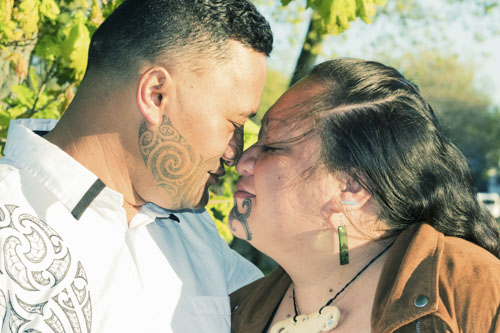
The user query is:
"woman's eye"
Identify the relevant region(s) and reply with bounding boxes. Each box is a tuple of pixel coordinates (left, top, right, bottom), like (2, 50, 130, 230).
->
(261, 145, 280, 153)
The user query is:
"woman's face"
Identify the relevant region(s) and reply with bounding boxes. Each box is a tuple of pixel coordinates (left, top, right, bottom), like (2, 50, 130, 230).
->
(230, 79, 341, 254)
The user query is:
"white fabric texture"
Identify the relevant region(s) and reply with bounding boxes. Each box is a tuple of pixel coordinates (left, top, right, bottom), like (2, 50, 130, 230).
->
(0, 119, 262, 333)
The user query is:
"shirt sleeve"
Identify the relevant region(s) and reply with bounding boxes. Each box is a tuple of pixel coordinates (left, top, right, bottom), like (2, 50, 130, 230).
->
(221, 240, 263, 294)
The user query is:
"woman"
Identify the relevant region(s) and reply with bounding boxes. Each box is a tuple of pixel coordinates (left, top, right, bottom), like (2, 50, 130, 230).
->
(229, 58, 500, 332)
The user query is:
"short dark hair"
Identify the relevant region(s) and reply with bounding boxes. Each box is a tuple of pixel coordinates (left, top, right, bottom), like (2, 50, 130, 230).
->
(87, 0, 273, 77)
(303, 58, 499, 257)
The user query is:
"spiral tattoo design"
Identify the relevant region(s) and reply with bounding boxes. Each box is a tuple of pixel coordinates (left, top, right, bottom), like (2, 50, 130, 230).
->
(139, 116, 218, 208)
(229, 198, 253, 241)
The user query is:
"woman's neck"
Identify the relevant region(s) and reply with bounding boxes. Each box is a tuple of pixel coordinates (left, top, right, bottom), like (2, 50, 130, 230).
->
(280, 237, 394, 315)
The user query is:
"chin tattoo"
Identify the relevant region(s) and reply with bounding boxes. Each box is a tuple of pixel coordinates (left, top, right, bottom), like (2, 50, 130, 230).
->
(139, 115, 218, 208)
(229, 198, 253, 241)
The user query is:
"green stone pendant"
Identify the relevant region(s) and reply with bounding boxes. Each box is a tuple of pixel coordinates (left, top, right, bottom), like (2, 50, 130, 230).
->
(338, 225, 349, 265)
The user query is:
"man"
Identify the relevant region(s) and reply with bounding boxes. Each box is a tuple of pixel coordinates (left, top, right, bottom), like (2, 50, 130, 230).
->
(0, 0, 272, 332)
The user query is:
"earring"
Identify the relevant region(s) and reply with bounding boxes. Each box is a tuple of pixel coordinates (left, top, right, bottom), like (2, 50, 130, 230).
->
(337, 201, 354, 265)
(340, 200, 358, 205)
(337, 222, 349, 265)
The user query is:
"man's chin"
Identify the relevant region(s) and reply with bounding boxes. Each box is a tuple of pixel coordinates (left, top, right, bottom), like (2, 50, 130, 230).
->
(193, 187, 210, 209)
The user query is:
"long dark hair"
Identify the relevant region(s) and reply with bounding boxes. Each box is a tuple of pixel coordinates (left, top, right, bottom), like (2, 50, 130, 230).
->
(308, 58, 499, 257)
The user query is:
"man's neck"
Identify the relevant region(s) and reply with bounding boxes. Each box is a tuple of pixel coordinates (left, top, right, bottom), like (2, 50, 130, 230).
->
(45, 115, 144, 223)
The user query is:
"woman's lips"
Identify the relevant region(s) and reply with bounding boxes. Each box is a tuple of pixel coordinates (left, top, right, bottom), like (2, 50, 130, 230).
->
(234, 190, 256, 199)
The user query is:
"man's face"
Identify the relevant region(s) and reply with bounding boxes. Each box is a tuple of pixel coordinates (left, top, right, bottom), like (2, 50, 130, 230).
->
(139, 41, 267, 209)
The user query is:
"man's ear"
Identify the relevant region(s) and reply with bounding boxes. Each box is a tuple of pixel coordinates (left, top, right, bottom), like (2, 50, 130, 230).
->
(136, 66, 172, 126)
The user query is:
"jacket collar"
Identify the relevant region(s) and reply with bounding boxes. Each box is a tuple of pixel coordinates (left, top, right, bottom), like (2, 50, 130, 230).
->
(372, 223, 444, 332)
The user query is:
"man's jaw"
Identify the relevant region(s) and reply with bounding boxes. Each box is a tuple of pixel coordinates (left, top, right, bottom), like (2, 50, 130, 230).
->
(207, 163, 226, 186)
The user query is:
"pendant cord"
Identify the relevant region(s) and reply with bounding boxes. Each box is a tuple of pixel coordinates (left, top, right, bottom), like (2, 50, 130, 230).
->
(292, 241, 394, 323)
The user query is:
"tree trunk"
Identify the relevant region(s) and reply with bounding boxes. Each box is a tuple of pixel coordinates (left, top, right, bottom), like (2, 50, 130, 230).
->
(289, 18, 323, 87)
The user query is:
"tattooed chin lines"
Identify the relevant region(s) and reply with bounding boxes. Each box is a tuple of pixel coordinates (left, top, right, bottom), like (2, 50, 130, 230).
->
(229, 198, 253, 241)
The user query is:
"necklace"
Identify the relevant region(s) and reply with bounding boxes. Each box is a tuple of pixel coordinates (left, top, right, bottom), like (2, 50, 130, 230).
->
(270, 241, 394, 333)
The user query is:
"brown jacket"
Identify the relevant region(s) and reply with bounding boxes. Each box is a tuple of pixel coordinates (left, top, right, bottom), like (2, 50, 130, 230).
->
(230, 223, 500, 332)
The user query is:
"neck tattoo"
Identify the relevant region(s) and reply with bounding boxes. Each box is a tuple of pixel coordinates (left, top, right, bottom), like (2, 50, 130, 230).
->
(138, 116, 218, 208)
(270, 241, 394, 333)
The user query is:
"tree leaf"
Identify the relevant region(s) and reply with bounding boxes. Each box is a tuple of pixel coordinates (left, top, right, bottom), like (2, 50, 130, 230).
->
(18, 0, 40, 38)
(61, 20, 91, 80)
(28, 67, 39, 91)
(35, 35, 62, 61)
(11, 84, 35, 106)
(90, 0, 104, 26)
(0, 0, 14, 26)
(40, 0, 61, 21)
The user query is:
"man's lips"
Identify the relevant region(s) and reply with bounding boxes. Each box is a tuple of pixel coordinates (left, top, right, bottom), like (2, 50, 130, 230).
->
(207, 165, 226, 186)
(207, 173, 221, 185)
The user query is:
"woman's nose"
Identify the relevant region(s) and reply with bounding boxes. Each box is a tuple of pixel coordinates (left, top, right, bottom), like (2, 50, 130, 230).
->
(235, 145, 257, 176)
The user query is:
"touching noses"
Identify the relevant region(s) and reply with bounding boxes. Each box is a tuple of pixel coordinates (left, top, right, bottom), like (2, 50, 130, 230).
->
(235, 146, 256, 176)
(222, 126, 244, 167)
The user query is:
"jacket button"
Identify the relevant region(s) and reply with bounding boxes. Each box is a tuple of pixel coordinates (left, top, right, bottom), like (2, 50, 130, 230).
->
(414, 295, 429, 308)
(232, 304, 239, 312)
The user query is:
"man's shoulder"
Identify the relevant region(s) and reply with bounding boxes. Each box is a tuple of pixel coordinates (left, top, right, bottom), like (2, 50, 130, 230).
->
(0, 159, 19, 182)
(0, 161, 28, 203)
(0, 161, 48, 204)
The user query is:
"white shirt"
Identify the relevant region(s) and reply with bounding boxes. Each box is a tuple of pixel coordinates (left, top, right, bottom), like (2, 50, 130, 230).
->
(0, 119, 262, 333)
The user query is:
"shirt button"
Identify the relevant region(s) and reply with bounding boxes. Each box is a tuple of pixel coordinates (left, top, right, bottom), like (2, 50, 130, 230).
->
(414, 295, 429, 308)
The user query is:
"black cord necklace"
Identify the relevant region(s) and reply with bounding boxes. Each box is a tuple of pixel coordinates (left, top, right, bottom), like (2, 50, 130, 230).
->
(292, 241, 394, 323)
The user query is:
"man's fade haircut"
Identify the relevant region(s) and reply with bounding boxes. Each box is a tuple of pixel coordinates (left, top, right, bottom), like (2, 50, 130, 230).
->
(86, 0, 273, 78)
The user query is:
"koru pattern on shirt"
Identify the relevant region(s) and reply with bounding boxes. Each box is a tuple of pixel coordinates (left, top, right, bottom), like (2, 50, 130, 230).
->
(0, 204, 92, 332)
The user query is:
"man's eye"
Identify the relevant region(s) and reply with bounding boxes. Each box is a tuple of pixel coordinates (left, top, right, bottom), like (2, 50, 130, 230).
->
(231, 121, 244, 130)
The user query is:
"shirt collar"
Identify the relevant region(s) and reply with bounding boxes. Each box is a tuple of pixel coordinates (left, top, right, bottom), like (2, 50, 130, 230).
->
(3, 119, 123, 219)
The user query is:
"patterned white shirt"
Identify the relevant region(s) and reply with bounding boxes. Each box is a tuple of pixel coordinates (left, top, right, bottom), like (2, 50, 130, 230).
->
(0, 119, 262, 332)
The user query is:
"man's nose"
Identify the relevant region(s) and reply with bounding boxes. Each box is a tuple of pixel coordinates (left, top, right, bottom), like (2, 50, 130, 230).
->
(222, 126, 244, 167)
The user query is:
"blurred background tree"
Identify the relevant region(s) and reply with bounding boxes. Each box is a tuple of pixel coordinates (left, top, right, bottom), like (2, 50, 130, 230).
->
(1, 0, 498, 274)
(0, 0, 124, 153)
(384, 51, 500, 191)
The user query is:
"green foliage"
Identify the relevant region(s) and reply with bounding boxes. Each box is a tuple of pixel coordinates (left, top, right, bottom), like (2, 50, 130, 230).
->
(282, 0, 386, 38)
(0, 0, 124, 154)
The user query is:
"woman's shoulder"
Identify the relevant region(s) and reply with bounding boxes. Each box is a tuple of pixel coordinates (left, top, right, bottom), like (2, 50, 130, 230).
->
(439, 230, 500, 285)
(231, 265, 290, 308)
(230, 266, 291, 333)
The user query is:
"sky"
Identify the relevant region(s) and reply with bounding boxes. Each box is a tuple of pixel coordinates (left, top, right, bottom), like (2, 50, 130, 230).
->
(256, 0, 500, 106)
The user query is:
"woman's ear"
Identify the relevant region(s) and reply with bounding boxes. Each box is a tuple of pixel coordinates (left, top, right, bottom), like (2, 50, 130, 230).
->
(339, 176, 372, 211)
(136, 66, 172, 126)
